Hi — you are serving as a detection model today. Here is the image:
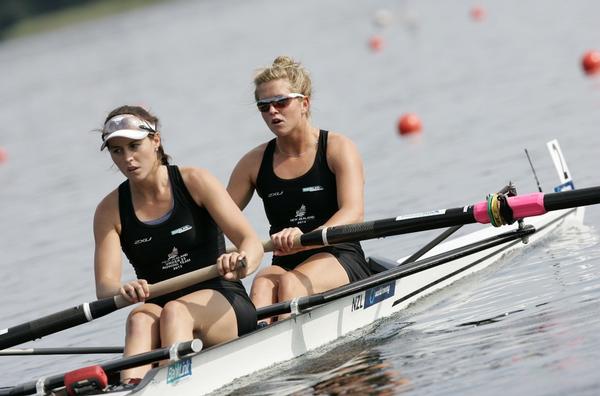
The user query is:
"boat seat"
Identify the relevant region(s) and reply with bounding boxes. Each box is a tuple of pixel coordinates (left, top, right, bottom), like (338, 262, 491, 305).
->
(367, 255, 400, 273)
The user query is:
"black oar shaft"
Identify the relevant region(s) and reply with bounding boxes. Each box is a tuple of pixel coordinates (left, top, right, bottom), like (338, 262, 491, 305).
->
(0, 340, 202, 396)
(301, 208, 474, 246)
(298, 186, 600, 248)
(0, 264, 220, 350)
(0, 346, 123, 356)
(543, 186, 600, 211)
(258, 226, 535, 320)
(0, 298, 117, 350)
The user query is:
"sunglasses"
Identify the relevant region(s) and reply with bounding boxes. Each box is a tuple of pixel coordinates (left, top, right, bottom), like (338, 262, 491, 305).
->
(256, 93, 305, 113)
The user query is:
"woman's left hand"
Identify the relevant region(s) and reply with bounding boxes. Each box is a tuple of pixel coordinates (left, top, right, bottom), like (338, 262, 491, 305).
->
(271, 227, 309, 256)
(217, 251, 248, 281)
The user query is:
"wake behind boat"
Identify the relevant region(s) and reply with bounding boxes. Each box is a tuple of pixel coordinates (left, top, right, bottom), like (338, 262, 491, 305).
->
(0, 140, 596, 396)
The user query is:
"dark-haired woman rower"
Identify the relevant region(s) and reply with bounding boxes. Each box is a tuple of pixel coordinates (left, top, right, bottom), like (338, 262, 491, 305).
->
(94, 105, 263, 382)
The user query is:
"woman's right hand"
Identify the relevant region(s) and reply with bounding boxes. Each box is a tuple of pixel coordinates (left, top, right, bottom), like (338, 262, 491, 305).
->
(119, 279, 150, 303)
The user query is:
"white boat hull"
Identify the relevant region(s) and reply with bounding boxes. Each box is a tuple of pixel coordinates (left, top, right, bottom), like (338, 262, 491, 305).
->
(125, 207, 581, 396)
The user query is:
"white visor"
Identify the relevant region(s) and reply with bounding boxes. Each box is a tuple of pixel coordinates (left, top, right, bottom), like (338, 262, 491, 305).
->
(100, 114, 156, 150)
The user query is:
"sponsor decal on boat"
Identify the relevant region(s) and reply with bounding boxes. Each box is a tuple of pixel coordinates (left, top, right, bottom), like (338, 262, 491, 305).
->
(395, 209, 446, 221)
(364, 281, 396, 309)
(171, 225, 192, 235)
(167, 357, 192, 384)
(302, 185, 324, 192)
(554, 180, 575, 192)
(351, 281, 396, 311)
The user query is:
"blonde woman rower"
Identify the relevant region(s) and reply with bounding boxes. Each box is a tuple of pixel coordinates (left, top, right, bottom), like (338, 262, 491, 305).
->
(227, 56, 372, 323)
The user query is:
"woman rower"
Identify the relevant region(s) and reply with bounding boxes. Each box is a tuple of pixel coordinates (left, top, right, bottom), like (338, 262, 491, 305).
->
(93, 105, 263, 382)
(227, 56, 372, 323)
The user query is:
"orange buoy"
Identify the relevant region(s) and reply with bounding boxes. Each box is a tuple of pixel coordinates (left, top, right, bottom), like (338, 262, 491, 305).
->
(470, 6, 485, 21)
(0, 146, 7, 164)
(397, 113, 422, 135)
(369, 35, 384, 52)
(581, 50, 600, 75)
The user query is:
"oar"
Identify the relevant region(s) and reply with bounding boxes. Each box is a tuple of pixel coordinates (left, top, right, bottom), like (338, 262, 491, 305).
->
(262, 186, 600, 251)
(398, 184, 516, 265)
(0, 346, 123, 356)
(4, 186, 598, 351)
(0, 339, 202, 396)
(0, 264, 224, 350)
(258, 224, 538, 320)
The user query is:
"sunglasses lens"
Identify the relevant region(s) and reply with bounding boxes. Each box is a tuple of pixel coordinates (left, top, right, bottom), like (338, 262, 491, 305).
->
(257, 96, 301, 112)
(272, 98, 292, 109)
(257, 103, 271, 112)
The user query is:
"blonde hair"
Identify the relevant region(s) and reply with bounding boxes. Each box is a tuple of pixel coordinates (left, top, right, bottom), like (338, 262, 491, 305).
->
(253, 56, 313, 101)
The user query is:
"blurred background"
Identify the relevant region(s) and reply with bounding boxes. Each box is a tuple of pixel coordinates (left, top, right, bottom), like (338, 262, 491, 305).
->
(1, 0, 600, 394)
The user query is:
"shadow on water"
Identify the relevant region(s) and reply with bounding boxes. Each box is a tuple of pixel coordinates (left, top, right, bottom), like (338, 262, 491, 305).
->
(221, 320, 414, 396)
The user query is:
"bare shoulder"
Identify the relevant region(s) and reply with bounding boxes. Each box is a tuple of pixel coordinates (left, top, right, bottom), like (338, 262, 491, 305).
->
(179, 166, 216, 188)
(326, 131, 361, 157)
(230, 142, 269, 179)
(94, 189, 119, 227)
(237, 142, 268, 168)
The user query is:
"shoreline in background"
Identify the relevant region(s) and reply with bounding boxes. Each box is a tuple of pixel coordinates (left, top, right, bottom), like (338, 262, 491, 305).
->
(1, 0, 168, 42)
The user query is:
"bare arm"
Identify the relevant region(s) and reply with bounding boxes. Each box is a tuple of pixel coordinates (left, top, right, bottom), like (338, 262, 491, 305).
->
(93, 191, 125, 299)
(226, 145, 264, 210)
(183, 167, 263, 278)
(324, 132, 365, 226)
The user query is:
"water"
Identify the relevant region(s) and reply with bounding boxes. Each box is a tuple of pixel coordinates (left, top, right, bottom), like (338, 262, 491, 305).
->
(1, 0, 600, 394)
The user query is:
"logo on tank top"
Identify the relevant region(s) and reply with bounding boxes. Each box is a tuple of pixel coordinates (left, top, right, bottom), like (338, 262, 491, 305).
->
(161, 246, 191, 271)
(268, 190, 284, 198)
(171, 225, 192, 235)
(290, 204, 316, 226)
(134, 237, 152, 245)
(302, 185, 324, 193)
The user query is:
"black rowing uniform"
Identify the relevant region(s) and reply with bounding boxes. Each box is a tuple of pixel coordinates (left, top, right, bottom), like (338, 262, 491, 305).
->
(256, 130, 372, 282)
(118, 165, 256, 335)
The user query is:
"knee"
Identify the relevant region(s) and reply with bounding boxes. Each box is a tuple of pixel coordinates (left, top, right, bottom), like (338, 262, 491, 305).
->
(251, 275, 272, 293)
(126, 310, 157, 335)
(277, 272, 301, 297)
(160, 300, 191, 325)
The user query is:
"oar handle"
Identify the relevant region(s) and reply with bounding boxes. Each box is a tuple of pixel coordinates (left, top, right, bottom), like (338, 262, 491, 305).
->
(226, 235, 304, 254)
(113, 264, 222, 309)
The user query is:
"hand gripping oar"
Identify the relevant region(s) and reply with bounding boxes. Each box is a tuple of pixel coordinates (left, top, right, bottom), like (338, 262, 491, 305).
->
(0, 259, 246, 350)
(256, 186, 600, 251)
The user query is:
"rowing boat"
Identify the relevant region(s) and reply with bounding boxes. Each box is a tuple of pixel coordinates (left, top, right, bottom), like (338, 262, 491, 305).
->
(0, 140, 595, 396)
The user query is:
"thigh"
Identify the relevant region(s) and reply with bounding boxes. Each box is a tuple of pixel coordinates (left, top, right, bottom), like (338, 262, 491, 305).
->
(293, 252, 350, 294)
(255, 264, 288, 280)
(176, 289, 239, 347)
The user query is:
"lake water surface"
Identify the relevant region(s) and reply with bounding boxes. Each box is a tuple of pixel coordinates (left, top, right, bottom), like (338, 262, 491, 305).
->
(1, 0, 600, 394)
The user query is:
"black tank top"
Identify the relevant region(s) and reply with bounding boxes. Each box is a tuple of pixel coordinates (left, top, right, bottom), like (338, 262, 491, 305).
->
(118, 166, 227, 285)
(256, 130, 339, 235)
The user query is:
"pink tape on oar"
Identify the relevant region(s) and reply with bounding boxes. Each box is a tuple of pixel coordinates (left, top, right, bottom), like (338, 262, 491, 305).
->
(473, 192, 547, 224)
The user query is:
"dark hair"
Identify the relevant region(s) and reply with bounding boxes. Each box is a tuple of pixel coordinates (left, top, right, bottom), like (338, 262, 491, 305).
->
(103, 105, 171, 165)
